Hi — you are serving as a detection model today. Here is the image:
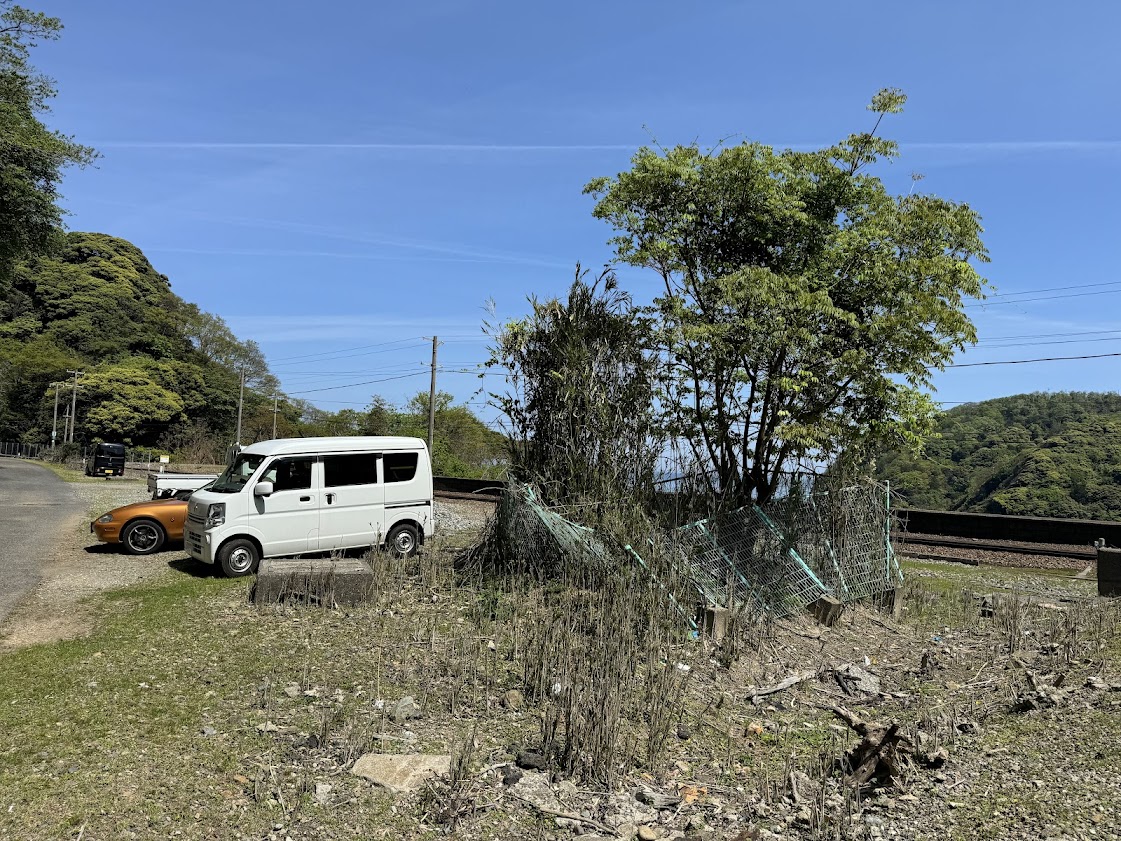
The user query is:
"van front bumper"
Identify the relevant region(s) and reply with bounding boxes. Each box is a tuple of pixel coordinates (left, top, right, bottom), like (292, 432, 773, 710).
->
(184, 525, 216, 564)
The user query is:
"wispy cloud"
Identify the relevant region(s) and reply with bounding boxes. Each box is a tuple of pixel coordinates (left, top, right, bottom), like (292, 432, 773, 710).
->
(91, 139, 1121, 155)
(92, 141, 636, 151)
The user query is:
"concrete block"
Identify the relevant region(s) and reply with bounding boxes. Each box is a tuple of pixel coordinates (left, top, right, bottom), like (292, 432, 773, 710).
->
(809, 594, 844, 627)
(351, 753, 451, 793)
(1098, 548, 1121, 597)
(252, 557, 374, 607)
(697, 605, 730, 641)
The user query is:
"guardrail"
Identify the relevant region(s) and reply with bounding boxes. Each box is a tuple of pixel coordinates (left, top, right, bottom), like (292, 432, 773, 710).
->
(432, 475, 507, 497)
(896, 507, 1121, 548)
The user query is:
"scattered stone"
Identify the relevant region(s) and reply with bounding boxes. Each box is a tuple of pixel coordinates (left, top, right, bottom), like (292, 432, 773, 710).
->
(350, 753, 451, 794)
(283, 684, 301, 698)
(501, 689, 525, 711)
(676, 723, 692, 741)
(200, 725, 217, 737)
(836, 663, 882, 695)
(501, 765, 523, 786)
(638, 826, 659, 841)
(389, 695, 422, 723)
(256, 721, 280, 733)
(615, 823, 638, 839)
(511, 770, 563, 812)
(516, 749, 548, 770)
(637, 789, 682, 809)
(313, 782, 333, 805)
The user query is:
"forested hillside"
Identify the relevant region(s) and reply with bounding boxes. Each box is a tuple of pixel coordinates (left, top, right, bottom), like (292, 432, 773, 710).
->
(0, 231, 274, 447)
(877, 392, 1121, 519)
(0, 232, 507, 474)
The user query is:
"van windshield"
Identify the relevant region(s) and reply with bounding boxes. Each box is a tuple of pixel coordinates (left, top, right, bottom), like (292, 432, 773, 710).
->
(210, 454, 266, 493)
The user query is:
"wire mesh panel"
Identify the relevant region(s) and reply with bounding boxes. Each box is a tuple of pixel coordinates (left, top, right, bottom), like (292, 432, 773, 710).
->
(678, 479, 898, 618)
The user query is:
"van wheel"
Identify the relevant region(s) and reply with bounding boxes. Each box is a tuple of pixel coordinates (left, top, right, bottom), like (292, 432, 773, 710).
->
(121, 519, 166, 555)
(218, 539, 260, 577)
(386, 523, 419, 558)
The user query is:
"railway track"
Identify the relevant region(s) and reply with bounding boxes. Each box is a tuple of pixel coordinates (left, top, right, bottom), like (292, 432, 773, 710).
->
(894, 532, 1096, 561)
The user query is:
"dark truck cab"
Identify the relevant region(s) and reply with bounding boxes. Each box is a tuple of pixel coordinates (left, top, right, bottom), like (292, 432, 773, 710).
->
(86, 443, 126, 477)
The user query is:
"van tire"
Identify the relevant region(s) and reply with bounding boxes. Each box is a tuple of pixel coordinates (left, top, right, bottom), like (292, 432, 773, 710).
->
(218, 538, 260, 577)
(386, 523, 419, 558)
(121, 519, 166, 555)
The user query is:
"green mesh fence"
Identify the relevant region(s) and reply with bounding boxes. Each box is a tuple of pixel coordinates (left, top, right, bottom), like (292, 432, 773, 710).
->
(485, 478, 899, 621)
(677, 479, 900, 617)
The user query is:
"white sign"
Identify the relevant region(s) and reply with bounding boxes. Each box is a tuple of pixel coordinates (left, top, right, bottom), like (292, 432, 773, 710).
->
(159, 455, 170, 464)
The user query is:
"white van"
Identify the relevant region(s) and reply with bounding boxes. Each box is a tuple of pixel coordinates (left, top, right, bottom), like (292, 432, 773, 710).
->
(184, 436, 434, 577)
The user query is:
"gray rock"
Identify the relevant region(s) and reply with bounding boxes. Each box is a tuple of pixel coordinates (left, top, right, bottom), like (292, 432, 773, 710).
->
(501, 689, 525, 711)
(511, 770, 562, 812)
(516, 749, 548, 770)
(637, 789, 682, 809)
(389, 695, 422, 723)
(200, 725, 217, 737)
(314, 782, 333, 804)
(350, 753, 451, 793)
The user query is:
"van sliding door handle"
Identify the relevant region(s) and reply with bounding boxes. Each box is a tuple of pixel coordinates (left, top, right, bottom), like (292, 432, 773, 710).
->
(325, 493, 336, 504)
(300, 495, 311, 502)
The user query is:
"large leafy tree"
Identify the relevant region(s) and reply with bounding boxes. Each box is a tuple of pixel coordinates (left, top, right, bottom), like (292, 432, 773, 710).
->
(585, 89, 988, 505)
(0, 2, 96, 282)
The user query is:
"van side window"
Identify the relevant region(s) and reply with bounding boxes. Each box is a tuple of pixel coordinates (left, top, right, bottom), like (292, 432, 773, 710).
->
(263, 456, 314, 492)
(384, 452, 418, 483)
(323, 453, 379, 487)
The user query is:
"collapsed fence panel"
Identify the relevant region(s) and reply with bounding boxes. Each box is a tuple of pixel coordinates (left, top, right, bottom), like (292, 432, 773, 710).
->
(477, 478, 900, 623)
(678, 479, 900, 618)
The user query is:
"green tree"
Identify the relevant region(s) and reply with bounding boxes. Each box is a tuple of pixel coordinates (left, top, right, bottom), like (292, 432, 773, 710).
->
(0, 2, 96, 282)
(78, 363, 185, 442)
(585, 89, 988, 505)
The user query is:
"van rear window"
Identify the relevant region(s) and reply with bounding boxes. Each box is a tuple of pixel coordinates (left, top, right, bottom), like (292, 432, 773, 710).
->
(384, 452, 418, 483)
(323, 453, 379, 487)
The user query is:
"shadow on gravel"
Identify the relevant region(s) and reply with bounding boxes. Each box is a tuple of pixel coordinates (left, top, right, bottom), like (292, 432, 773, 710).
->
(82, 544, 117, 554)
(167, 557, 219, 578)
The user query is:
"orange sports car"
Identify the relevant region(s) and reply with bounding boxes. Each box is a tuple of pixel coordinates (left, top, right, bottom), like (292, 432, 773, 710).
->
(91, 486, 206, 555)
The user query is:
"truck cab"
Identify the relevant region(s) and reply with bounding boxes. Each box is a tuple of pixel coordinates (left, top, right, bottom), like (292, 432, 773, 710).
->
(85, 442, 126, 477)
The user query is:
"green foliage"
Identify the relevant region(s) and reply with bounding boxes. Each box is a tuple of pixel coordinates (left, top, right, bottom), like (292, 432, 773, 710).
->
(877, 392, 1121, 519)
(0, 2, 97, 281)
(0, 232, 268, 445)
(300, 391, 506, 479)
(585, 89, 988, 505)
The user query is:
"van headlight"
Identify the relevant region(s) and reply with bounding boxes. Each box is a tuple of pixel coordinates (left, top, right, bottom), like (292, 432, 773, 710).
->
(97, 513, 113, 523)
(205, 503, 226, 528)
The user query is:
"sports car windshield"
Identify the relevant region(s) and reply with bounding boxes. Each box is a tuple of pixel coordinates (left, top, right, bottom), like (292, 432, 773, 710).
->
(210, 454, 266, 494)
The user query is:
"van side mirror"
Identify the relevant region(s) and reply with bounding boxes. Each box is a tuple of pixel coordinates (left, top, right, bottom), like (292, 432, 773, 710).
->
(253, 481, 274, 497)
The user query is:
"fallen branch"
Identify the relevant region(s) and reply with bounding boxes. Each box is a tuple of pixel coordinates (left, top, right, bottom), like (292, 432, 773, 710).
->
(748, 670, 818, 704)
(507, 794, 618, 836)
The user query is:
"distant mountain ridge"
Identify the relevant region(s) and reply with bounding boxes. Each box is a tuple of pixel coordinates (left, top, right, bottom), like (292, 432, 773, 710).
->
(877, 392, 1121, 519)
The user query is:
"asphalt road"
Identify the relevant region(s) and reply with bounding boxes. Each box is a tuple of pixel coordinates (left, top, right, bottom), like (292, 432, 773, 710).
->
(0, 459, 82, 625)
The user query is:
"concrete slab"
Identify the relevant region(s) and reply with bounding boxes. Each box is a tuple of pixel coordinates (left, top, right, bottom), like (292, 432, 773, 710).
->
(252, 557, 375, 607)
(351, 753, 451, 793)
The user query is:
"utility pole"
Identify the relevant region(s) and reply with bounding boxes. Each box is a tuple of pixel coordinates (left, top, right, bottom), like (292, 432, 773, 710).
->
(51, 382, 62, 447)
(427, 336, 438, 455)
(272, 393, 278, 439)
(235, 370, 246, 445)
(65, 370, 83, 443)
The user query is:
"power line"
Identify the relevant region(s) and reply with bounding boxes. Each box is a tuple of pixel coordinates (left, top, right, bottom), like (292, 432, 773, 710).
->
(286, 371, 429, 395)
(269, 336, 426, 363)
(946, 351, 1121, 368)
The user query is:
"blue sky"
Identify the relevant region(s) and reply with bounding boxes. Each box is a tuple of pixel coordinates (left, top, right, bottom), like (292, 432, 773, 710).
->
(36, 0, 1121, 428)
